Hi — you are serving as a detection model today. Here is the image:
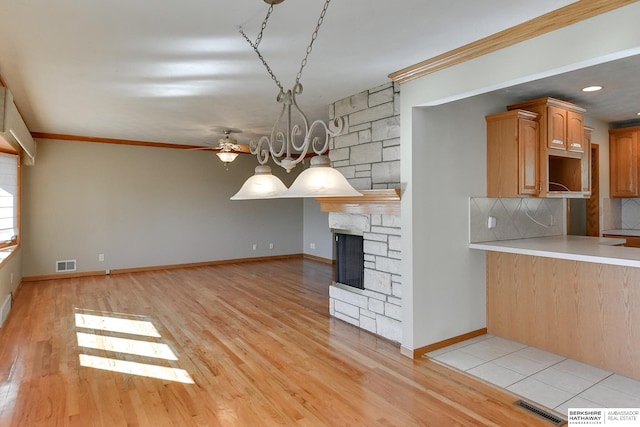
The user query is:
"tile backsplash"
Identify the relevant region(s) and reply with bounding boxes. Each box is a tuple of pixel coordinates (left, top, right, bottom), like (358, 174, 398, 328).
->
(622, 198, 640, 229)
(602, 198, 621, 230)
(602, 198, 640, 230)
(470, 197, 564, 243)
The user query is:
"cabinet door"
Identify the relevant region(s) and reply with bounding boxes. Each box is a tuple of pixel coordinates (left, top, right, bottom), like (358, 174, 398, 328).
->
(567, 111, 584, 152)
(519, 118, 539, 195)
(624, 236, 640, 248)
(610, 130, 638, 197)
(547, 106, 567, 150)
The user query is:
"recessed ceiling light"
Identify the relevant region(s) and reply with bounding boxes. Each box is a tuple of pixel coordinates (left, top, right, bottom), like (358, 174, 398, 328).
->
(582, 85, 603, 92)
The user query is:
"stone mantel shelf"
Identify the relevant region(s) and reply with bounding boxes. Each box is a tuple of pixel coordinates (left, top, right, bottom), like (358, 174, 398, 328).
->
(315, 189, 401, 215)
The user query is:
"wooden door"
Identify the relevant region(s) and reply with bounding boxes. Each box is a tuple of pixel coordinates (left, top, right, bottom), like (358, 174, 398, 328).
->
(610, 130, 638, 197)
(582, 127, 592, 194)
(586, 144, 599, 237)
(547, 106, 567, 150)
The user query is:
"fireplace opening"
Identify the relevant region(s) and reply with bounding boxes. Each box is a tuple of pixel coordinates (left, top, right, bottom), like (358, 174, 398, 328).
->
(334, 230, 364, 290)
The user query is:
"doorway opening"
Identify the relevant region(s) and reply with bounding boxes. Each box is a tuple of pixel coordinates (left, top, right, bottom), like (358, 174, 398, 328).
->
(568, 143, 600, 236)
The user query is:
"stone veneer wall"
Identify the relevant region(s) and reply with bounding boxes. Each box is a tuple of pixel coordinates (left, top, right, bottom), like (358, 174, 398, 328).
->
(327, 82, 402, 343)
(329, 212, 402, 343)
(329, 82, 400, 190)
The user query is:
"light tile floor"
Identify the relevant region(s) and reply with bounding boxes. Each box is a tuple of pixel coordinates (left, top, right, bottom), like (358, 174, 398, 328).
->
(426, 334, 640, 417)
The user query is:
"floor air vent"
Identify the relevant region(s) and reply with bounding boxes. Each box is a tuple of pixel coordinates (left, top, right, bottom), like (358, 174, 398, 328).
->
(514, 400, 566, 425)
(56, 259, 77, 272)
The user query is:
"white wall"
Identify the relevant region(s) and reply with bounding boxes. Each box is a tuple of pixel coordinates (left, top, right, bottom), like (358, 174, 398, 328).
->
(303, 198, 333, 260)
(400, 2, 640, 351)
(22, 139, 304, 276)
(409, 94, 509, 347)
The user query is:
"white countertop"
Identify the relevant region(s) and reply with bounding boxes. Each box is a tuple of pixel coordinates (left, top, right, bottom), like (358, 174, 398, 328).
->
(468, 235, 640, 267)
(602, 229, 640, 237)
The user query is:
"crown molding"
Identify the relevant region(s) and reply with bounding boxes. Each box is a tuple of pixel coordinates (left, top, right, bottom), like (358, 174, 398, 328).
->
(389, 0, 638, 84)
(31, 132, 199, 150)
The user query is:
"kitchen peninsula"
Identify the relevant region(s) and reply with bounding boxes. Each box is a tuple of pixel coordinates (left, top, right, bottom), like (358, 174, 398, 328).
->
(470, 235, 640, 380)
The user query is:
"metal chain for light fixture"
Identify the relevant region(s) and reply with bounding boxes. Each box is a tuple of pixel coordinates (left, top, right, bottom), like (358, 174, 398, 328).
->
(294, 0, 330, 87)
(239, 0, 332, 94)
(238, 0, 344, 175)
(239, 4, 283, 92)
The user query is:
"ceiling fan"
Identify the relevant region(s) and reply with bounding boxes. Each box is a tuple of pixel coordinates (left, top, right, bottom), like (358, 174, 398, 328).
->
(192, 129, 251, 166)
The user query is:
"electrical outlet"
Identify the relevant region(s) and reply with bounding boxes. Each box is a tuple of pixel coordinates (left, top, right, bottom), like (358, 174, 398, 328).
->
(252, 244, 257, 251)
(310, 243, 316, 249)
(487, 216, 497, 229)
(98, 253, 105, 262)
(269, 243, 274, 249)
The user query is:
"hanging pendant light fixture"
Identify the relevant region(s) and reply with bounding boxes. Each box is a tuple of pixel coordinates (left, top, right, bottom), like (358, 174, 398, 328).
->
(230, 165, 288, 199)
(231, 0, 361, 200)
(281, 155, 361, 198)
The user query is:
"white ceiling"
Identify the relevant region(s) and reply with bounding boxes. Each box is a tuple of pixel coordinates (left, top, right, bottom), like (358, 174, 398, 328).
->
(4, 0, 635, 148)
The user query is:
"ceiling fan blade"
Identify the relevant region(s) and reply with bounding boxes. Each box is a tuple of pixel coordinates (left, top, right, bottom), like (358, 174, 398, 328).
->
(210, 126, 242, 135)
(235, 144, 251, 154)
(186, 146, 221, 151)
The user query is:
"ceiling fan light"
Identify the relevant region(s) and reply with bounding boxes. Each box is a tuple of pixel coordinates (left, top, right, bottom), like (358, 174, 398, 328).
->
(216, 151, 239, 164)
(280, 155, 362, 198)
(230, 165, 288, 200)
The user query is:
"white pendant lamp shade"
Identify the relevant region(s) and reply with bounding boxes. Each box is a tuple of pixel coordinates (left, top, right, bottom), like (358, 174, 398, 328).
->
(216, 151, 239, 164)
(281, 155, 362, 198)
(230, 165, 287, 200)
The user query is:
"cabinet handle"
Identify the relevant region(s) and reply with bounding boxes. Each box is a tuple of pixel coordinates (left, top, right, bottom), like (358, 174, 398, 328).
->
(552, 139, 564, 145)
(570, 143, 581, 147)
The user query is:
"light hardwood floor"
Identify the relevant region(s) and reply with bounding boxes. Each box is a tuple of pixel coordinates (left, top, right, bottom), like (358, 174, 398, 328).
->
(0, 259, 551, 426)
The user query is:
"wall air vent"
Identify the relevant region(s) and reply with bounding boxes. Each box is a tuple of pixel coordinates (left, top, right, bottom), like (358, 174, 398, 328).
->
(56, 259, 77, 273)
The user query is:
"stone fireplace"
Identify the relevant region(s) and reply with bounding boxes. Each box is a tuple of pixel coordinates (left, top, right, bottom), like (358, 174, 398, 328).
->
(326, 206, 401, 343)
(320, 81, 402, 343)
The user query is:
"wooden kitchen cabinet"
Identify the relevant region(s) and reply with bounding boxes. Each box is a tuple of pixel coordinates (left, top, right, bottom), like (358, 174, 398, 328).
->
(609, 127, 640, 197)
(504, 97, 587, 197)
(486, 110, 539, 197)
(603, 234, 640, 247)
(508, 97, 586, 152)
(622, 236, 640, 248)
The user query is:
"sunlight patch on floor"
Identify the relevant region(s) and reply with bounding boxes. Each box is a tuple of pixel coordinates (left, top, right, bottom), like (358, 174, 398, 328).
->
(75, 308, 193, 384)
(75, 312, 161, 337)
(76, 332, 178, 360)
(79, 354, 194, 384)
